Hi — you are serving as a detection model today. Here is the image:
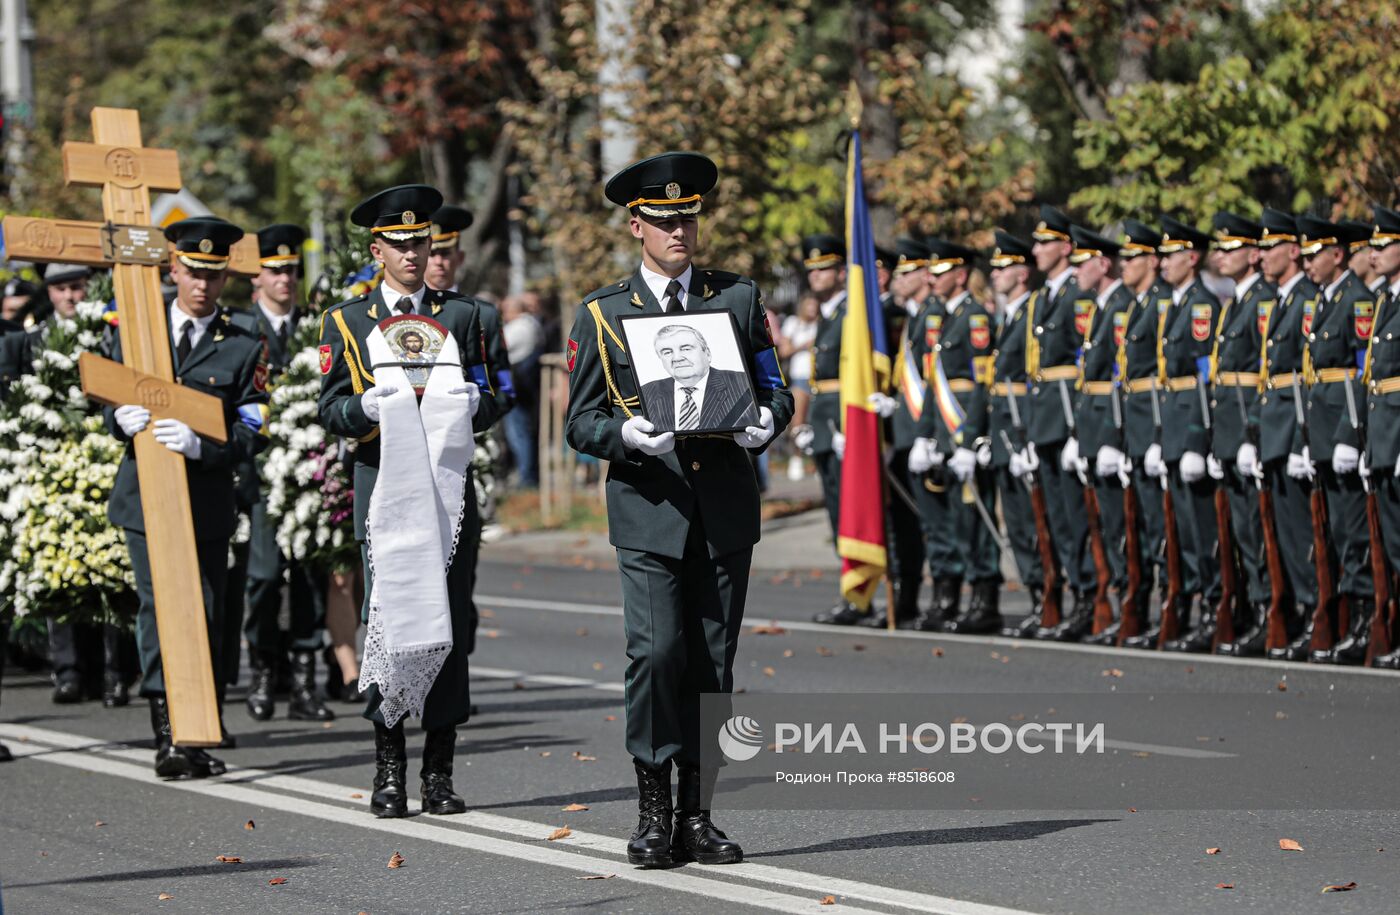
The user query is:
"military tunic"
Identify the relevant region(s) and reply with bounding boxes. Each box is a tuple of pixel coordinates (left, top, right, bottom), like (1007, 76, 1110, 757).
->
(0, 317, 30, 396)
(808, 291, 846, 543)
(563, 268, 793, 767)
(1362, 280, 1400, 578)
(317, 284, 503, 729)
(1118, 280, 1173, 600)
(886, 296, 934, 597)
(987, 292, 1043, 590)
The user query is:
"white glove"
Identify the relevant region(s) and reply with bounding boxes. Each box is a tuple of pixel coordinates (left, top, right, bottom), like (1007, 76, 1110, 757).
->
(1010, 446, 1037, 480)
(1095, 445, 1125, 478)
(152, 418, 201, 460)
(1117, 456, 1133, 490)
(1180, 451, 1207, 483)
(1144, 442, 1166, 479)
(792, 424, 815, 454)
(361, 384, 399, 424)
(867, 392, 898, 418)
(622, 416, 675, 456)
(1236, 442, 1262, 481)
(976, 441, 992, 467)
(948, 447, 977, 482)
(1332, 442, 1360, 475)
(908, 437, 936, 474)
(445, 382, 481, 416)
(1207, 454, 1225, 480)
(1287, 447, 1315, 481)
(1060, 437, 1081, 473)
(832, 431, 846, 459)
(733, 407, 775, 448)
(114, 404, 151, 437)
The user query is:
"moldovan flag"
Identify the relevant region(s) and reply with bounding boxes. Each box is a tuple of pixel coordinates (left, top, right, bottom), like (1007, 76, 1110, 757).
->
(837, 130, 891, 609)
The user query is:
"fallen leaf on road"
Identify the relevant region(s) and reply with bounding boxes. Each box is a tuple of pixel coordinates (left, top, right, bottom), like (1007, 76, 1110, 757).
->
(480, 608, 496, 619)
(932, 647, 944, 657)
(548, 827, 573, 841)
(853, 644, 866, 651)
(158, 893, 174, 901)
(1276, 711, 1289, 720)
(1216, 883, 1233, 890)
(1279, 838, 1304, 851)
(562, 803, 589, 812)
(816, 646, 834, 657)
(322, 722, 334, 729)
(751, 622, 787, 635)
(592, 662, 604, 670)
(819, 896, 836, 905)
(572, 751, 597, 762)
(350, 793, 364, 799)
(480, 629, 500, 639)
(1321, 882, 1357, 893)
(540, 751, 551, 757)
(514, 681, 526, 690)
(1102, 669, 1124, 678)
(1128, 808, 1137, 813)
(94, 821, 105, 827)
(762, 666, 776, 677)
(952, 716, 968, 724)
(1206, 848, 1221, 855)
(604, 715, 616, 721)
(387, 852, 405, 869)
(577, 874, 615, 880)
(268, 878, 288, 886)
(1276, 681, 1287, 692)
(244, 820, 255, 830)
(216, 855, 242, 864)
(1132, 752, 1151, 758)
(783, 649, 794, 658)
(1010, 714, 1026, 722)
(576, 627, 588, 636)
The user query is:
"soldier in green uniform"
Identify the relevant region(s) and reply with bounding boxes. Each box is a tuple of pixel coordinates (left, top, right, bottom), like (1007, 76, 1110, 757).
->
(1361, 205, 1400, 669)
(912, 238, 1000, 631)
(318, 184, 505, 818)
(1066, 226, 1134, 643)
(985, 231, 1046, 636)
(0, 314, 29, 394)
(564, 152, 792, 866)
(1209, 213, 1277, 656)
(1025, 206, 1097, 635)
(224, 224, 334, 722)
(1298, 216, 1376, 662)
(1253, 209, 1321, 660)
(105, 217, 270, 778)
(1118, 220, 1176, 647)
(1152, 216, 1223, 652)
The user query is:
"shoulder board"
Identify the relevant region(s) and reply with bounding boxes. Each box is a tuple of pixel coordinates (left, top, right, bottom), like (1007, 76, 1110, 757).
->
(326, 295, 367, 314)
(582, 282, 632, 306)
(700, 269, 754, 288)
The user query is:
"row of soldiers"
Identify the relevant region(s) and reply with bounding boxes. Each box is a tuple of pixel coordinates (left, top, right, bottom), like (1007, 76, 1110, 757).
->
(797, 204, 1400, 670)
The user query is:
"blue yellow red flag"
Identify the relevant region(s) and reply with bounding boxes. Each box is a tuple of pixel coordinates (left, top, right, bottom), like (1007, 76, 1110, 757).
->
(836, 129, 891, 610)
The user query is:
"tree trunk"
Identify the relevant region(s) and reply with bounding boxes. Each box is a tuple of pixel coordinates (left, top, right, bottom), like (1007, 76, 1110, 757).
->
(1048, 0, 1109, 122)
(852, 0, 898, 242)
(1111, 0, 1156, 98)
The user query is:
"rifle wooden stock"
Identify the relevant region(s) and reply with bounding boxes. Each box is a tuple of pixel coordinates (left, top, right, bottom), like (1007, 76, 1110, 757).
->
(1120, 481, 1144, 645)
(1160, 486, 1184, 647)
(1212, 488, 1237, 650)
(1029, 477, 1063, 628)
(1307, 485, 1336, 654)
(1260, 487, 1290, 650)
(1366, 492, 1395, 663)
(1084, 485, 1114, 634)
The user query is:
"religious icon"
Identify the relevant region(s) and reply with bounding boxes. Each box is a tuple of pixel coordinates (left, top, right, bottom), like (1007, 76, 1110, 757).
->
(618, 309, 761, 435)
(377, 314, 450, 395)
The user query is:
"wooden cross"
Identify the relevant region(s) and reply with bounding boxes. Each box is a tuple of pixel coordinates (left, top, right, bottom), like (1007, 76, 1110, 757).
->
(2, 108, 242, 746)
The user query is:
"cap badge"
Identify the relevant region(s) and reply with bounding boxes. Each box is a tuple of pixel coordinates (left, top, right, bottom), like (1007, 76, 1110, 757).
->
(432, 223, 442, 235)
(665, 182, 681, 200)
(403, 210, 416, 225)
(809, 248, 820, 259)
(198, 238, 213, 254)
(277, 244, 290, 256)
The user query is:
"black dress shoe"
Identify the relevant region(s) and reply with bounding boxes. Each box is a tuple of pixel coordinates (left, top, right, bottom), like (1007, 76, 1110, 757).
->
(287, 652, 335, 721)
(628, 759, 673, 867)
(812, 602, 868, 626)
(1217, 603, 1271, 657)
(187, 747, 227, 778)
(371, 722, 409, 818)
(1312, 598, 1373, 664)
(944, 581, 1003, 634)
(150, 697, 196, 779)
(1162, 620, 1216, 653)
(420, 728, 467, 815)
(101, 671, 130, 708)
(52, 676, 84, 705)
(1372, 645, 1400, 670)
(1267, 612, 1314, 662)
(1001, 614, 1041, 638)
(1122, 623, 1161, 650)
(672, 766, 742, 864)
(0, 741, 12, 763)
(245, 651, 276, 721)
(1082, 620, 1120, 646)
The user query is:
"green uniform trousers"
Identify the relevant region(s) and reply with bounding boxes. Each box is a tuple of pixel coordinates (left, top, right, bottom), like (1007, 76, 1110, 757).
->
(1266, 461, 1318, 608)
(1221, 466, 1272, 606)
(995, 466, 1043, 588)
(126, 529, 228, 698)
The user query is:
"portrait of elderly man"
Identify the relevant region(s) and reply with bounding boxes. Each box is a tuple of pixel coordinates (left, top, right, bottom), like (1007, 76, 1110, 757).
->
(640, 322, 760, 433)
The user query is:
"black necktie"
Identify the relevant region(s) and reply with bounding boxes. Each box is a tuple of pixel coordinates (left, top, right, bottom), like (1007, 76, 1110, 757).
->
(175, 322, 193, 368)
(276, 320, 289, 347)
(664, 279, 684, 314)
(398, 296, 415, 315)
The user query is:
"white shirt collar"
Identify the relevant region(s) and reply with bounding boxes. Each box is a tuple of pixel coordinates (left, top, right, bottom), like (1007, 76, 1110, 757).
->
(381, 278, 428, 314)
(170, 301, 217, 349)
(1235, 272, 1261, 300)
(903, 294, 923, 316)
(640, 262, 693, 310)
(1389, 277, 1400, 301)
(1278, 270, 1305, 301)
(1369, 275, 1386, 293)
(257, 300, 293, 333)
(1003, 290, 1030, 321)
(1171, 276, 1195, 306)
(1046, 266, 1075, 300)
(945, 290, 970, 314)
(819, 289, 846, 321)
(1325, 269, 1352, 302)
(1096, 278, 1123, 308)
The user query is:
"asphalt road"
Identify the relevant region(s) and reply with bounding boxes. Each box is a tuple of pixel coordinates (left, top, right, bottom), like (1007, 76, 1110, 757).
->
(2, 554, 1399, 915)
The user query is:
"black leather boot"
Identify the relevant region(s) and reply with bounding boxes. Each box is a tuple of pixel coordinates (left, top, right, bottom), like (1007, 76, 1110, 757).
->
(1217, 602, 1271, 657)
(101, 627, 129, 708)
(913, 578, 959, 631)
(1162, 597, 1216, 653)
(52, 672, 83, 704)
(102, 671, 129, 708)
(1037, 589, 1093, 641)
(1372, 644, 1400, 670)
(420, 727, 467, 814)
(370, 721, 409, 818)
(150, 697, 197, 779)
(1000, 586, 1045, 638)
(1267, 606, 1313, 661)
(245, 650, 276, 721)
(812, 600, 868, 625)
(628, 759, 673, 867)
(945, 580, 1003, 634)
(672, 765, 743, 865)
(861, 579, 921, 628)
(288, 651, 335, 721)
(1313, 597, 1372, 664)
(0, 741, 10, 763)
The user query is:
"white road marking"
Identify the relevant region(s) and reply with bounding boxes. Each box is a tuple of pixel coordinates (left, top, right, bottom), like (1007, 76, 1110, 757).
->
(1, 722, 1045, 915)
(477, 594, 1400, 678)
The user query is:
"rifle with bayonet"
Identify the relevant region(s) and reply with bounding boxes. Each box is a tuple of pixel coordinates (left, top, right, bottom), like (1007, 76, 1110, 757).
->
(1151, 378, 1183, 646)
(1006, 384, 1062, 629)
(1059, 379, 1114, 635)
(1291, 373, 1336, 653)
(1114, 381, 1144, 644)
(1344, 378, 1395, 663)
(1235, 379, 1288, 651)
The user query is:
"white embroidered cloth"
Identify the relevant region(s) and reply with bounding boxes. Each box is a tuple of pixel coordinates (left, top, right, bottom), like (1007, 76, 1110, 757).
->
(358, 327, 475, 727)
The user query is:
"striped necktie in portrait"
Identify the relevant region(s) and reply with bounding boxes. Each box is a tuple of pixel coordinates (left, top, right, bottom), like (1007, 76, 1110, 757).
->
(678, 386, 698, 430)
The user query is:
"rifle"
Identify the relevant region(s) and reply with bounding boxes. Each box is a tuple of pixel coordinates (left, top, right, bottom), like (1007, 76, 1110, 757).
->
(1345, 380, 1395, 663)
(1152, 378, 1184, 646)
(1235, 380, 1288, 651)
(1115, 385, 1144, 644)
(1202, 379, 1237, 649)
(1291, 373, 1336, 653)
(1059, 379, 1114, 634)
(1007, 385, 1062, 628)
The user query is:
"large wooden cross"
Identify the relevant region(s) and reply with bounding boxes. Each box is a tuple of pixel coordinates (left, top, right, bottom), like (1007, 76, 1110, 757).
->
(2, 108, 254, 746)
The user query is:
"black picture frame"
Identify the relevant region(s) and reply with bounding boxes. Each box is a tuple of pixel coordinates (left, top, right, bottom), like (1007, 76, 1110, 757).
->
(617, 308, 762, 436)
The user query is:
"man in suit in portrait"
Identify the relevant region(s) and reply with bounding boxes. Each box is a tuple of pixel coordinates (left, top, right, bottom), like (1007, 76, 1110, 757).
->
(640, 323, 759, 433)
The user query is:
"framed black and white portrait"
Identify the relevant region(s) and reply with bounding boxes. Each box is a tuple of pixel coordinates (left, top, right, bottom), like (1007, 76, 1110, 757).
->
(617, 310, 761, 435)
